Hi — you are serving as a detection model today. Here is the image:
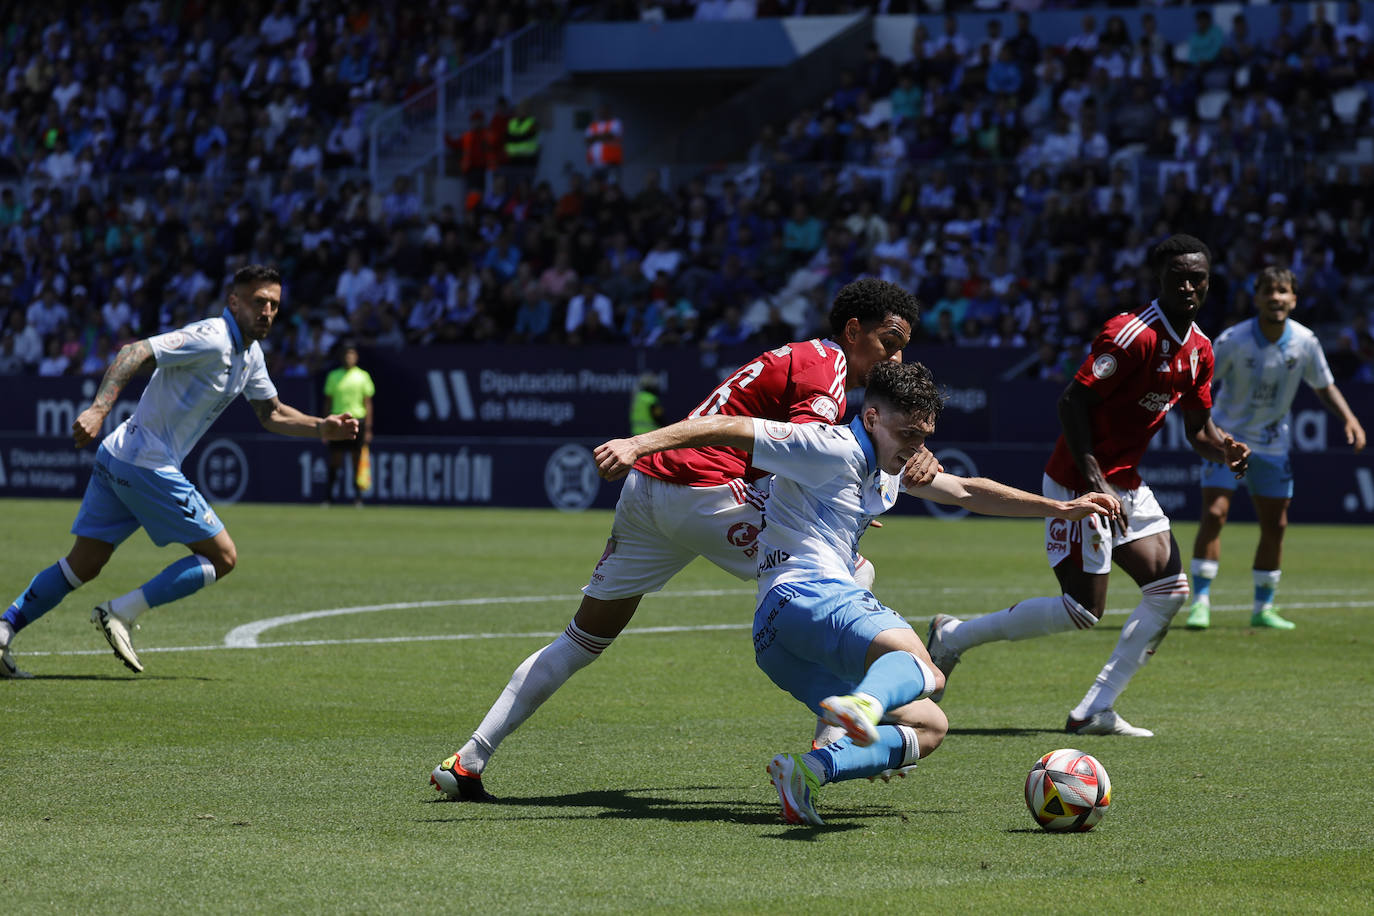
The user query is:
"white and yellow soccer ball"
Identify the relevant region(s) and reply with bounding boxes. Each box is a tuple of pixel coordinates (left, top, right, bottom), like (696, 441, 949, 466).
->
(1025, 748, 1111, 832)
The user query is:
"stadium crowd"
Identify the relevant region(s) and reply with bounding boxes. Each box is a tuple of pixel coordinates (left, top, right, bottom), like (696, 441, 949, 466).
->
(1, 0, 1373, 386)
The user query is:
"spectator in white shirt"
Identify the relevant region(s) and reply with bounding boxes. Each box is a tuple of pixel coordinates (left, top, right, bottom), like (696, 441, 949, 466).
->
(51, 63, 82, 114)
(6, 309, 43, 368)
(871, 122, 907, 169)
(1040, 112, 1082, 167)
(39, 136, 78, 183)
(1335, 1, 1369, 54)
(37, 337, 69, 377)
(287, 125, 324, 174)
(102, 297, 137, 336)
(27, 287, 69, 338)
(641, 236, 682, 282)
(565, 280, 614, 337)
(1064, 15, 1099, 54)
(259, 1, 296, 48)
(335, 248, 379, 314)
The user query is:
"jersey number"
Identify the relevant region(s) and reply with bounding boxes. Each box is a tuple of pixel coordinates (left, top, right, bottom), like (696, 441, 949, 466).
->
(690, 360, 766, 418)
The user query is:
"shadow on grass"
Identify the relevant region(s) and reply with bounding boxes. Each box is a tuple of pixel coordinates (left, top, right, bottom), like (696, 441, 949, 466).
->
(20, 673, 215, 682)
(419, 785, 894, 831)
(946, 726, 1066, 737)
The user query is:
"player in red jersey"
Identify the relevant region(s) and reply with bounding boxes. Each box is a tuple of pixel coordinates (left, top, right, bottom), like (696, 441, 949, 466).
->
(925, 235, 1250, 737)
(432, 278, 924, 799)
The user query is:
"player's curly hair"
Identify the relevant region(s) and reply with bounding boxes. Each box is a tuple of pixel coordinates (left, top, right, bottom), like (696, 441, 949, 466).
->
(233, 264, 283, 289)
(865, 360, 944, 422)
(1149, 234, 1212, 272)
(828, 277, 921, 336)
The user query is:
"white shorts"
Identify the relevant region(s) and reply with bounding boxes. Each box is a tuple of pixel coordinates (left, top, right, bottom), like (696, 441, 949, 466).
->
(1042, 474, 1170, 576)
(584, 470, 767, 600)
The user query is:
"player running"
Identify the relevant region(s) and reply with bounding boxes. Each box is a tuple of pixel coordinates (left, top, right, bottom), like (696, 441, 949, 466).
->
(1185, 266, 1366, 631)
(0, 265, 359, 678)
(926, 235, 1250, 737)
(593, 360, 1119, 824)
(431, 278, 921, 800)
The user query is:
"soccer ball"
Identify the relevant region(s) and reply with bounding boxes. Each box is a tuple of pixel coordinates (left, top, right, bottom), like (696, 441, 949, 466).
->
(1024, 748, 1111, 832)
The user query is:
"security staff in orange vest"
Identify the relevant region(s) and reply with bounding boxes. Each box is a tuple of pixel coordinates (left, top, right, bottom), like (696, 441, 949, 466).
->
(444, 109, 492, 186)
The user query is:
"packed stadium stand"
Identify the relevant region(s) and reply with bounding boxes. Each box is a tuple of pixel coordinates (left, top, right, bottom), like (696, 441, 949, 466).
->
(1, 0, 1371, 386)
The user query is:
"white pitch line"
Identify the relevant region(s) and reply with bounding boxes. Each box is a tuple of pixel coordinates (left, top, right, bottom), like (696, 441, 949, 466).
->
(222, 587, 751, 648)
(17, 597, 1372, 660)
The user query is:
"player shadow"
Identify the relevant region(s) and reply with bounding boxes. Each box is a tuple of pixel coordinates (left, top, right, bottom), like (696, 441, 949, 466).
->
(421, 785, 887, 831)
(17, 673, 215, 682)
(946, 726, 1065, 737)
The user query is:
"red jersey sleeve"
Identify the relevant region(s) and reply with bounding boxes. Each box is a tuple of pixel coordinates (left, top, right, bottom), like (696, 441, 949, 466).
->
(785, 341, 847, 424)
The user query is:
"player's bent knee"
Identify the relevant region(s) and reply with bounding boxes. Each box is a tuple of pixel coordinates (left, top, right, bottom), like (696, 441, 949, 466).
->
(888, 698, 948, 755)
(909, 651, 943, 699)
(1061, 594, 1101, 628)
(1141, 573, 1189, 623)
(208, 548, 237, 579)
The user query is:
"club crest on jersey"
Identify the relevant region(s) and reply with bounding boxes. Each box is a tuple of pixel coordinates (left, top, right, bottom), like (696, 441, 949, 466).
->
(1092, 354, 1117, 379)
(727, 522, 760, 548)
(1189, 348, 1200, 380)
(811, 395, 839, 423)
(763, 420, 792, 441)
(1160, 339, 1171, 353)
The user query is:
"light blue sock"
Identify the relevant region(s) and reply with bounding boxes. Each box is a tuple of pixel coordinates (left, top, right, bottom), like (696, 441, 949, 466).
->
(4, 560, 82, 631)
(1191, 558, 1218, 600)
(1253, 569, 1280, 610)
(853, 650, 929, 710)
(805, 726, 912, 783)
(141, 555, 217, 609)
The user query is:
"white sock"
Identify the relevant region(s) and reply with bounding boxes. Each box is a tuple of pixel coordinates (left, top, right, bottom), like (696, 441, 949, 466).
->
(1191, 557, 1218, 582)
(1071, 574, 1188, 720)
(110, 589, 151, 622)
(944, 595, 1095, 654)
(460, 621, 613, 774)
(893, 723, 922, 768)
(813, 718, 847, 749)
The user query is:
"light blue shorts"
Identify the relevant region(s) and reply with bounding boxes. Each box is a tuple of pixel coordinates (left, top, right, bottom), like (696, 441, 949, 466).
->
(1200, 452, 1293, 500)
(72, 445, 224, 547)
(753, 579, 912, 714)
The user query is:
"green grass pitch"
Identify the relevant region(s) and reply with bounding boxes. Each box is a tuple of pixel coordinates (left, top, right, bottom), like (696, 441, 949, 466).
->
(2, 499, 1372, 913)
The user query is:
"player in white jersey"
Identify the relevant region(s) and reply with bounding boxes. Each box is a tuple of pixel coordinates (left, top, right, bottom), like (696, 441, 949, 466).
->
(0, 266, 359, 678)
(431, 279, 920, 802)
(594, 361, 1119, 824)
(1186, 267, 1366, 631)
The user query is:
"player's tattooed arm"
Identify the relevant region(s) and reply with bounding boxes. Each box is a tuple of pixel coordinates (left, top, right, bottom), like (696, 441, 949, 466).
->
(72, 339, 155, 448)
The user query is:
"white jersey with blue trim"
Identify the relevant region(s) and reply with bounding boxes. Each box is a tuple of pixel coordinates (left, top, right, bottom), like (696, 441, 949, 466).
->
(748, 415, 901, 596)
(1210, 317, 1334, 457)
(103, 309, 277, 471)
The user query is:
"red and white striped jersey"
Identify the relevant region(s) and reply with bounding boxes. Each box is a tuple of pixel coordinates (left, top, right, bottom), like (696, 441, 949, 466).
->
(637, 339, 848, 488)
(1046, 300, 1214, 490)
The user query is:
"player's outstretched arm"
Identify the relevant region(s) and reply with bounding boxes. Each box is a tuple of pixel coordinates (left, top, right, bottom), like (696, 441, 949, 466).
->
(72, 339, 156, 448)
(907, 472, 1122, 523)
(594, 415, 756, 480)
(1183, 409, 1250, 477)
(1314, 384, 1366, 452)
(251, 397, 360, 441)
